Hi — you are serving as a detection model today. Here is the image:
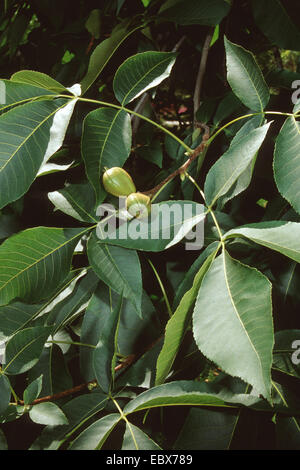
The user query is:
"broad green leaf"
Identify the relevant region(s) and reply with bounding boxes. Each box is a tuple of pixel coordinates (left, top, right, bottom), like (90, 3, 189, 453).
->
(85, 9, 101, 39)
(252, 0, 300, 51)
(30, 392, 108, 450)
(117, 339, 163, 389)
(0, 98, 74, 209)
(80, 21, 141, 94)
(174, 407, 239, 450)
(11, 70, 70, 94)
(93, 295, 123, 393)
(273, 330, 300, 378)
(23, 374, 43, 405)
(123, 380, 260, 415)
(224, 37, 270, 112)
(135, 140, 163, 168)
(0, 428, 7, 450)
(0, 302, 44, 342)
(81, 107, 132, 202)
(68, 413, 120, 450)
(276, 414, 300, 450)
(81, 283, 159, 382)
(213, 91, 243, 126)
(158, 0, 230, 26)
(96, 201, 205, 252)
(155, 245, 218, 386)
(122, 423, 161, 450)
(0, 374, 11, 415)
(87, 231, 142, 315)
(274, 117, 300, 215)
(48, 182, 99, 223)
(224, 221, 300, 263)
(113, 51, 176, 105)
(173, 242, 221, 309)
(193, 251, 274, 401)
(4, 326, 52, 375)
(204, 122, 270, 207)
(45, 269, 99, 331)
(0, 226, 88, 306)
(27, 344, 73, 398)
(0, 79, 55, 112)
(29, 402, 68, 426)
(272, 382, 300, 449)
(0, 269, 88, 342)
(215, 115, 266, 208)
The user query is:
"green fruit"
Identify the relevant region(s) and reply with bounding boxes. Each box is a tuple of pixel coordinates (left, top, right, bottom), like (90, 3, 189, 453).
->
(102, 167, 136, 197)
(126, 192, 151, 219)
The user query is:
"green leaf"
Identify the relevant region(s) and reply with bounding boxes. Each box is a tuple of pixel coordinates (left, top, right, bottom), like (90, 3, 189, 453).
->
(48, 182, 99, 223)
(28, 344, 73, 398)
(204, 122, 270, 207)
(45, 269, 99, 331)
(0, 98, 74, 209)
(122, 423, 161, 450)
(0, 302, 44, 342)
(30, 392, 108, 450)
(158, 0, 230, 26)
(4, 326, 52, 375)
(224, 37, 270, 112)
(93, 294, 123, 393)
(193, 251, 274, 400)
(96, 201, 205, 252)
(276, 414, 300, 450)
(0, 226, 88, 306)
(11, 70, 70, 94)
(68, 413, 120, 450)
(135, 140, 163, 168)
(0, 374, 11, 415)
(80, 21, 141, 94)
(174, 407, 240, 450)
(252, 0, 300, 51)
(117, 339, 163, 389)
(81, 283, 159, 383)
(274, 117, 300, 215)
(0, 79, 55, 112)
(29, 402, 68, 426)
(123, 380, 260, 415)
(0, 428, 7, 450)
(23, 374, 43, 405)
(273, 330, 300, 378)
(155, 245, 218, 386)
(224, 221, 300, 263)
(85, 9, 101, 39)
(215, 115, 266, 208)
(81, 107, 132, 202)
(87, 231, 142, 315)
(113, 51, 176, 105)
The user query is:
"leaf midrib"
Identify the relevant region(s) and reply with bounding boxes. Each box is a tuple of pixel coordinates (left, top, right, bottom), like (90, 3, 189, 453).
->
(0, 227, 90, 297)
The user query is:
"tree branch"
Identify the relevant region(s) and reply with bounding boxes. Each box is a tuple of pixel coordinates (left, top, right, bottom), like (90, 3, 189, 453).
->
(193, 29, 214, 123)
(143, 123, 210, 198)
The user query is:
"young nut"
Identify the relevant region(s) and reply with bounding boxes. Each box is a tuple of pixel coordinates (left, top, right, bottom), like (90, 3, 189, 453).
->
(102, 167, 136, 197)
(126, 192, 151, 219)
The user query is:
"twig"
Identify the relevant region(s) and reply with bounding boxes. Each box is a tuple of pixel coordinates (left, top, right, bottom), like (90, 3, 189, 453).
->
(18, 356, 135, 406)
(143, 123, 210, 198)
(193, 29, 214, 123)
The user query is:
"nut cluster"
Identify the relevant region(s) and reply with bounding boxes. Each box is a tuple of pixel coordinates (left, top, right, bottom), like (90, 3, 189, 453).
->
(102, 167, 151, 219)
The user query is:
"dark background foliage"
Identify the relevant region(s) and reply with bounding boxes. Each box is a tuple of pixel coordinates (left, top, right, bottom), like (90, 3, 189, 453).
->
(0, 0, 300, 450)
